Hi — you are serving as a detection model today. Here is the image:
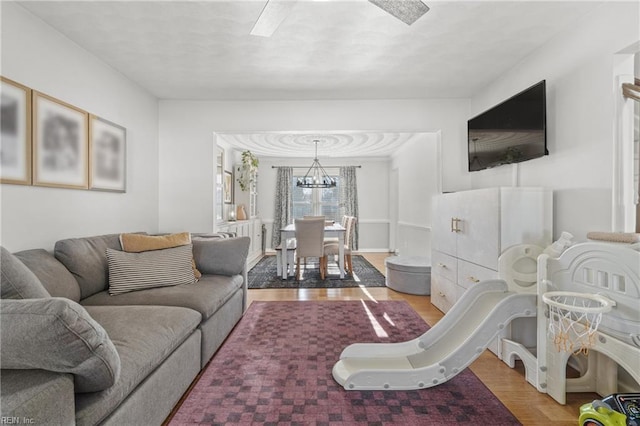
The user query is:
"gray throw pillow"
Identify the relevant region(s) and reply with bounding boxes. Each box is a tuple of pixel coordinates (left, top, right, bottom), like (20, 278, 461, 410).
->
(0, 298, 121, 393)
(14, 249, 81, 302)
(1, 246, 51, 299)
(106, 244, 196, 295)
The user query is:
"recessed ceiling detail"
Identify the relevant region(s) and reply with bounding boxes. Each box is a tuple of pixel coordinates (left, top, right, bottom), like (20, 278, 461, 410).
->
(216, 132, 419, 158)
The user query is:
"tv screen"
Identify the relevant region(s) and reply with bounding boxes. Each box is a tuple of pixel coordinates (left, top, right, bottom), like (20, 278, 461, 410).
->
(468, 80, 547, 172)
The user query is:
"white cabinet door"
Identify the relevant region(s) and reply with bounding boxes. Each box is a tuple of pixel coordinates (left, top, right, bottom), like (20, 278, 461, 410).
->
(252, 219, 262, 255)
(432, 193, 458, 257)
(455, 188, 500, 269)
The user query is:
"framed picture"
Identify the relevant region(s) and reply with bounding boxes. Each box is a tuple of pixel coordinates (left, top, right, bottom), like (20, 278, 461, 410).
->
(224, 170, 233, 204)
(33, 91, 89, 189)
(1, 76, 32, 185)
(89, 115, 126, 192)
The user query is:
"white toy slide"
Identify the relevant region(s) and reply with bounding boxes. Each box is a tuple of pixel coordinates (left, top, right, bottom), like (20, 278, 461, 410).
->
(332, 279, 536, 390)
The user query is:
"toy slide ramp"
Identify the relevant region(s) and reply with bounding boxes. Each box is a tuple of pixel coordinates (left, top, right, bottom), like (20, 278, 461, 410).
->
(332, 279, 536, 390)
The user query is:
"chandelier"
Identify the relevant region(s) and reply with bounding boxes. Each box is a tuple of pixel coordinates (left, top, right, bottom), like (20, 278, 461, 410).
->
(296, 140, 336, 188)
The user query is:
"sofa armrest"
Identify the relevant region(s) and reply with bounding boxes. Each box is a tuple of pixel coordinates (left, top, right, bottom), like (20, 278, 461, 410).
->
(1, 369, 75, 425)
(192, 236, 250, 277)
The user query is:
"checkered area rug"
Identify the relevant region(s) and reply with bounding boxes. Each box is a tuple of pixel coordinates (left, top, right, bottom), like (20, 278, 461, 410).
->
(168, 301, 519, 425)
(247, 255, 387, 289)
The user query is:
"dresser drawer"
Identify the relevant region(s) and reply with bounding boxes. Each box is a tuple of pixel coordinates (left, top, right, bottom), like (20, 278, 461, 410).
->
(431, 274, 457, 313)
(432, 251, 457, 283)
(457, 259, 498, 290)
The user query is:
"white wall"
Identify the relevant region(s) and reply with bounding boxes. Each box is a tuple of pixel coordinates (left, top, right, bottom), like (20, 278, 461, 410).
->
(158, 99, 470, 242)
(465, 2, 639, 240)
(0, 3, 159, 251)
(391, 133, 440, 257)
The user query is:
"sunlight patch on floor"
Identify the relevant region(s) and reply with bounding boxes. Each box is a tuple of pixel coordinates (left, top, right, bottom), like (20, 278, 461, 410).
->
(383, 312, 395, 327)
(357, 286, 378, 303)
(360, 299, 388, 338)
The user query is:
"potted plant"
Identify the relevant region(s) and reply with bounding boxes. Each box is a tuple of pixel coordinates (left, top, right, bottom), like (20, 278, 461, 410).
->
(236, 150, 259, 192)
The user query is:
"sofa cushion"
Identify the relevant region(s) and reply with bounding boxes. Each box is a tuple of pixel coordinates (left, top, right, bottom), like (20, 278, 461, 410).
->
(106, 245, 196, 295)
(75, 305, 200, 426)
(54, 233, 122, 299)
(192, 236, 251, 276)
(0, 298, 120, 393)
(82, 274, 243, 320)
(120, 232, 202, 279)
(0, 246, 51, 299)
(14, 249, 81, 302)
(1, 370, 75, 425)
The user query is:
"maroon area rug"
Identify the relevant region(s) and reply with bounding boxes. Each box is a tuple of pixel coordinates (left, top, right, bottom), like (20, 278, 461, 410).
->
(169, 301, 520, 425)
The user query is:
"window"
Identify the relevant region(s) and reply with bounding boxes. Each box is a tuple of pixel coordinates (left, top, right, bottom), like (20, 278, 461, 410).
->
(291, 175, 340, 221)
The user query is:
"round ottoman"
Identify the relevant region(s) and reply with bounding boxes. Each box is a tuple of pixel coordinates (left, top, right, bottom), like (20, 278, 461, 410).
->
(385, 256, 431, 295)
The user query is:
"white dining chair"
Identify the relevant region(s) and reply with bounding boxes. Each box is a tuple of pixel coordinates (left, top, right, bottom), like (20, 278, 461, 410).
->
(323, 215, 346, 244)
(323, 215, 356, 275)
(294, 217, 326, 280)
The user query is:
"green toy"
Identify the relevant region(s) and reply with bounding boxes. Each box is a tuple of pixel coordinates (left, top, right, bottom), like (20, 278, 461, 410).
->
(579, 393, 640, 426)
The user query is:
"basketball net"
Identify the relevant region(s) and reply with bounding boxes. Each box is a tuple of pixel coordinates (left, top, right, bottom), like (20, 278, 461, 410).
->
(542, 292, 614, 355)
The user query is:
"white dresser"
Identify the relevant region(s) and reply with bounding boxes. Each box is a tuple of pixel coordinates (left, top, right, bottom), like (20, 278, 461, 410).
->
(431, 187, 552, 313)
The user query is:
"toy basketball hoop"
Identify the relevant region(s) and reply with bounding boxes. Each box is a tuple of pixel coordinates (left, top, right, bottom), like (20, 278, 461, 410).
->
(542, 291, 616, 355)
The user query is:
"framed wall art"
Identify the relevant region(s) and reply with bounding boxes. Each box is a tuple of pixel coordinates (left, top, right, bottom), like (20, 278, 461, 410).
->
(0, 76, 32, 185)
(224, 170, 233, 204)
(89, 115, 126, 192)
(33, 91, 89, 189)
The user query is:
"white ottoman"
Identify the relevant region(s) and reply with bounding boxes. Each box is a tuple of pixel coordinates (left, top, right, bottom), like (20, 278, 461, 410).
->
(385, 256, 431, 295)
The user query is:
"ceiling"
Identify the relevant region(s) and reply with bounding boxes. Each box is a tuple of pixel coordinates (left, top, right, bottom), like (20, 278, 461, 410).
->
(16, 0, 601, 157)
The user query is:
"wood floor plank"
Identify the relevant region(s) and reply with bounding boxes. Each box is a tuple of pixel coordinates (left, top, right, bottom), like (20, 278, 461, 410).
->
(247, 252, 595, 426)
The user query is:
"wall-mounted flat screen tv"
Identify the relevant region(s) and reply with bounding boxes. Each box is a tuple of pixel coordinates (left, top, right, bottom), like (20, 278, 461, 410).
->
(468, 80, 547, 172)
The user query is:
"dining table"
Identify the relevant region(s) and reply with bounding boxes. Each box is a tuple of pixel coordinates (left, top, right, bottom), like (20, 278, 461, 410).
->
(279, 222, 346, 280)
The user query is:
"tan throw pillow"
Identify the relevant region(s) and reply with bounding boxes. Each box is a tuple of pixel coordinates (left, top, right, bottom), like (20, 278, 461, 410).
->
(119, 232, 202, 279)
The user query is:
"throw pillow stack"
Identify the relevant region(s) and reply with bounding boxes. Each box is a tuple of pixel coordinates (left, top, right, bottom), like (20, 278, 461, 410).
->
(107, 232, 199, 296)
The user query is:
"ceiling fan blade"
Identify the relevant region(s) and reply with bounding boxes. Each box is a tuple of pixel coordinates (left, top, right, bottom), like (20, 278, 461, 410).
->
(250, 0, 298, 37)
(368, 0, 429, 25)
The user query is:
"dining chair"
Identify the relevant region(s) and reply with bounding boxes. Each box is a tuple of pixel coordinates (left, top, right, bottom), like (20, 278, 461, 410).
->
(294, 217, 326, 280)
(323, 215, 356, 275)
(323, 215, 346, 244)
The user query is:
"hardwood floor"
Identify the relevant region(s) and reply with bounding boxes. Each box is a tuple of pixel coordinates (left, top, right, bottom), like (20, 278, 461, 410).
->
(247, 252, 596, 426)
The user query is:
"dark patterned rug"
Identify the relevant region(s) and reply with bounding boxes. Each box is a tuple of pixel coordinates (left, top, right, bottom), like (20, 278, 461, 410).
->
(247, 255, 387, 289)
(168, 301, 520, 425)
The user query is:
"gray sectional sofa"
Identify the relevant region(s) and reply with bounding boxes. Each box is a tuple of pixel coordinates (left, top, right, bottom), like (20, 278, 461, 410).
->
(0, 233, 251, 425)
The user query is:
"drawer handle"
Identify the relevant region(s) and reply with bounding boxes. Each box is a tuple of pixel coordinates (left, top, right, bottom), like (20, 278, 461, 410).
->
(467, 276, 480, 283)
(437, 263, 447, 269)
(438, 292, 446, 298)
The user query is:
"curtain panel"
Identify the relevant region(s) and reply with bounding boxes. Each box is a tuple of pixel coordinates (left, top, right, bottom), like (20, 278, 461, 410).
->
(271, 167, 293, 248)
(339, 166, 359, 250)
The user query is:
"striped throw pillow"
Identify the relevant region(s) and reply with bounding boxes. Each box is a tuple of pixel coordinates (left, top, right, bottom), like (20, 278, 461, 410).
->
(106, 245, 196, 296)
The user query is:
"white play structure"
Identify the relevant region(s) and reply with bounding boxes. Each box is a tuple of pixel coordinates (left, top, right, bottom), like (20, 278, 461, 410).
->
(332, 238, 640, 404)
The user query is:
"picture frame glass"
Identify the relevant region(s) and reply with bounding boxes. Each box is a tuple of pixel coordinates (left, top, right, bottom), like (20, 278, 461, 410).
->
(90, 116, 126, 192)
(34, 94, 88, 188)
(224, 170, 233, 204)
(1, 79, 31, 184)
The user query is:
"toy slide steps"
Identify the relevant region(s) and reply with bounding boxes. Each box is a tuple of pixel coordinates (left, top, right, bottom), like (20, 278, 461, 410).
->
(332, 280, 537, 390)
